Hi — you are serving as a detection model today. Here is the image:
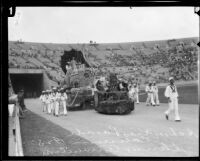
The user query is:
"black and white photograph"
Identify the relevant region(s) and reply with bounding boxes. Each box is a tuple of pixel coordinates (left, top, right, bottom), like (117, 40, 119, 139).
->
(8, 6, 199, 157)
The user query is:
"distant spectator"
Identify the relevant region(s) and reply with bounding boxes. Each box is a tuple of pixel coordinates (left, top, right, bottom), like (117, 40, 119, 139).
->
(17, 89, 27, 112)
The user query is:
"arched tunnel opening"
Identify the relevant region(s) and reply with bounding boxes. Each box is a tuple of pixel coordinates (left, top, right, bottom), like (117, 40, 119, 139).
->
(10, 73, 43, 98)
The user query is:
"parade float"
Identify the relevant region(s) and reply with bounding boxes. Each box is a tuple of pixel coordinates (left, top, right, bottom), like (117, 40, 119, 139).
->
(60, 49, 135, 114)
(60, 49, 95, 110)
(94, 73, 135, 114)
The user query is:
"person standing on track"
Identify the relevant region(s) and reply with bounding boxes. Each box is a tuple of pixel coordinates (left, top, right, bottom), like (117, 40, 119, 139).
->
(52, 88, 57, 115)
(60, 88, 68, 116)
(164, 77, 181, 122)
(145, 81, 155, 106)
(54, 88, 61, 117)
(39, 91, 46, 112)
(46, 90, 51, 114)
(50, 89, 55, 115)
(17, 89, 28, 112)
(134, 82, 140, 104)
(128, 83, 139, 103)
(152, 81, 160, 106)
(17, 89, 26, 118)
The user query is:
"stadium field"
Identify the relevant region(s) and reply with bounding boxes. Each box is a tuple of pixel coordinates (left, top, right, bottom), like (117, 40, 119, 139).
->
(20, 98, 198, 157)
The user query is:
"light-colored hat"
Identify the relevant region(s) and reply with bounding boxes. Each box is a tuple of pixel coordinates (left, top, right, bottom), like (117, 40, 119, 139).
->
(169, 77, 174, 81)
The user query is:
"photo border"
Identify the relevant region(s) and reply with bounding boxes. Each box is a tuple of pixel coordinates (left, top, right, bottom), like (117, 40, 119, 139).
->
(1, 0, 200, 160)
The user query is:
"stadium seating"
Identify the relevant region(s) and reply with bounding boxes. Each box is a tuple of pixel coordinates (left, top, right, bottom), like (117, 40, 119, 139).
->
(8, 37, 198, 84)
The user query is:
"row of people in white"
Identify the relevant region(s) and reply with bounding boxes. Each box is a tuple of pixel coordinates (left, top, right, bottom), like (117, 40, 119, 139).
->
(39, 89, 68, 117)
(145, 81, 160, 106)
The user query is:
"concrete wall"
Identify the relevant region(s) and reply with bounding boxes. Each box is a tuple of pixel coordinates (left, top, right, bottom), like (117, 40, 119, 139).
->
(9, 68, 43, 74)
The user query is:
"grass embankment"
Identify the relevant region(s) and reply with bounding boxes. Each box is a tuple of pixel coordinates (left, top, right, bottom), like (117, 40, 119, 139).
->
(20, 110, 113, 156)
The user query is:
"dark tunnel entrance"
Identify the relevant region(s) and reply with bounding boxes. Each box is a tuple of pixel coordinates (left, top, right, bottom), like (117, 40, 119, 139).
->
(10, 73, 43, 98)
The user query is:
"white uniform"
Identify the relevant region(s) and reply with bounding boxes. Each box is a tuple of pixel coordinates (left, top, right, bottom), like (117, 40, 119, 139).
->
(46, 95, 51, 114)
(39, 94, 47, 112)
(54, 92, 61, 116)
(135, 85, 139, 104)
(128, 86, 139, 103)
(60, 93, 68, 115)
(49, 93, 54, 114)
(164, 84, 180, 121)
(145, 85, 155, 106)
(152, 85, 160, 105)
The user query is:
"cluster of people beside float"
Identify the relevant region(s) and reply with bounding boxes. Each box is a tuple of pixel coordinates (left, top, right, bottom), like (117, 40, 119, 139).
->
(94, 76, 160, 106)
(39, 87, 68, 117)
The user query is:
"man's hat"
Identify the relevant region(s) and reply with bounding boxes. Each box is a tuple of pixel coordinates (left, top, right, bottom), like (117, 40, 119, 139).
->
(169, 77, 174, 81)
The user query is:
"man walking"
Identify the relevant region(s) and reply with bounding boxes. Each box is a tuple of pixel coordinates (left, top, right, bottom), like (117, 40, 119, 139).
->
(40, 91, 47, 112)
(164, 77, 181, 121)
(145, 81, 155, 106)
(54, 88, 61, 117)
(152, 81, 160, 106)
(60, 88, 68, 116)
(128, 83, 139, 104)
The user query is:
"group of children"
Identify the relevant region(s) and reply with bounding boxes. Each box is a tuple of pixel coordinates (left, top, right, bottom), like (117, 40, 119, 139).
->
(39, 87, 68, 117)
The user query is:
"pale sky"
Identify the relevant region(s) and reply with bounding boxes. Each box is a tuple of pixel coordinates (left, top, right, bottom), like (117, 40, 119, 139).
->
(8, 7, 199, 44)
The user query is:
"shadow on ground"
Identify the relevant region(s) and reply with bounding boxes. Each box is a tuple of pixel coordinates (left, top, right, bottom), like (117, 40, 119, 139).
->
(20, 110, 113, 156)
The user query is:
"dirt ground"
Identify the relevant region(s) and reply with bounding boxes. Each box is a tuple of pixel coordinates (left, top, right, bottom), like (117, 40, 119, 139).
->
(21, 98, 199, 157)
